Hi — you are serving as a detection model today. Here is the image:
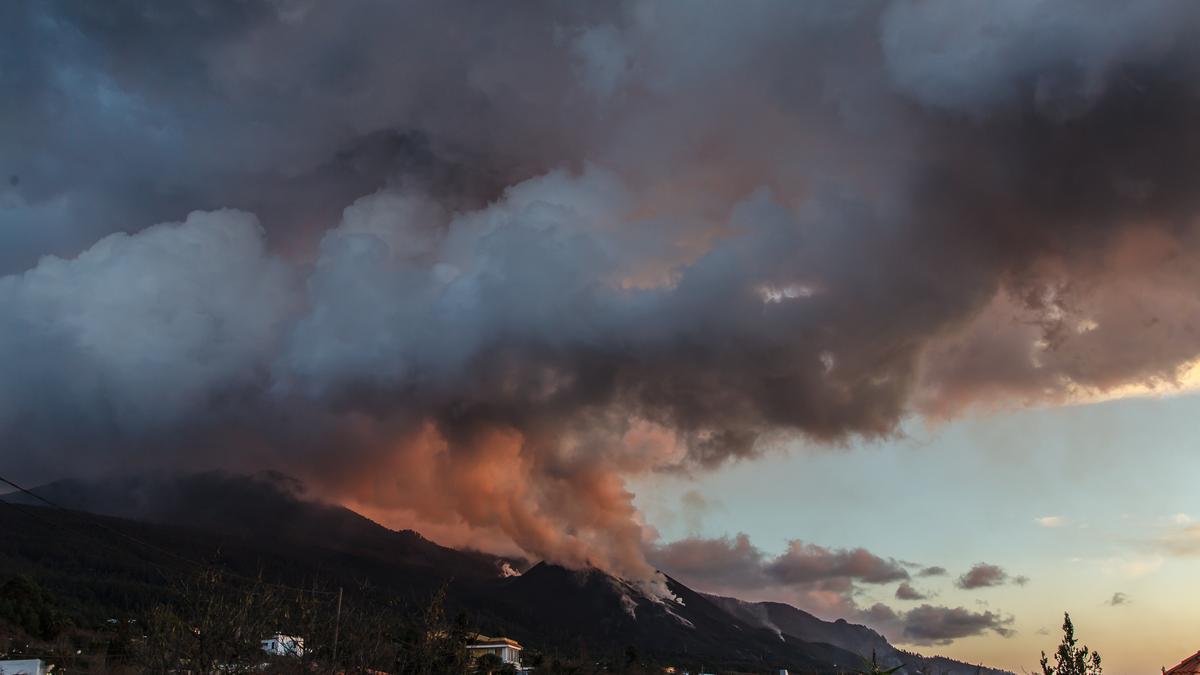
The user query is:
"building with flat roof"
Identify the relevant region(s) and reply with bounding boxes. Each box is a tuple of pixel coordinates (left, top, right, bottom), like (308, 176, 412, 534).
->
(466, 634, 523, 668)
(0, 660, 49, 675)
(260, 633, 305, 657)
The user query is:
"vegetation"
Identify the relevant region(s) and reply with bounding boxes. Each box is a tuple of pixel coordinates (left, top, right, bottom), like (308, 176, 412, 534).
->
(0, 575, 63, 641)
(474, 652, 518, 674)
(1040, 613, 1102, 675)
(0, 566, 477, 674)
(0, 498, 971, 675)
(853, 650, 903, 675)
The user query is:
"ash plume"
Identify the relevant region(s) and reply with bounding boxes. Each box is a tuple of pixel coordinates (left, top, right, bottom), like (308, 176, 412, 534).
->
(5, 0, 1200, 579)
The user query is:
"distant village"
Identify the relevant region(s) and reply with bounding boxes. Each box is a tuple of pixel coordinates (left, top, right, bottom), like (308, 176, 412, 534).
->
(5, 634, 1200, 675)
(1, 629, 536, 675)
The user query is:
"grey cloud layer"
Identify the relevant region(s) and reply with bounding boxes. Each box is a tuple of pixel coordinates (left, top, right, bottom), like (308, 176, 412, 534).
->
(648, 534, 1017, 647)
(863, 603, 1016, 646)
(649, 533, 909, 594)
(956, 563, 1029, 590)
(5, 0, 1200, 578)
(895, 581, 929, 601)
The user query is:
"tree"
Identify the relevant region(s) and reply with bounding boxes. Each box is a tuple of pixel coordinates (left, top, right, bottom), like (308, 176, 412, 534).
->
(135, 570, 300, 674)
(0, 575, 63, 640)
(854, 650, 903, 675)
(394, 585, 471, 675)
(625, 644, 640, 668)
(1040, 613, 1102, 675)
(475, 652, 504, 675)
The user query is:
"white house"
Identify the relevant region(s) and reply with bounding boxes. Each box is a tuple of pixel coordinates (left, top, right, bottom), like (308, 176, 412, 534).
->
(0, 660, 49, 675)
(260, 634, 305, 657)
(465, 634, 523, 667)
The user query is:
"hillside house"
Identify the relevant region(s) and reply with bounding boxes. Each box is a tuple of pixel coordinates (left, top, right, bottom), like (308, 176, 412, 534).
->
(0, 660, 49, 675)
(465, 634, 523, 667)
(261, 634, 306, 657)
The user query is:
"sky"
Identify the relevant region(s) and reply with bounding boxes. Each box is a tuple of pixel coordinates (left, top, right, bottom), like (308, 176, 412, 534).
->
(635, 390, 1200, 673)
(4, 1, 1200, 672)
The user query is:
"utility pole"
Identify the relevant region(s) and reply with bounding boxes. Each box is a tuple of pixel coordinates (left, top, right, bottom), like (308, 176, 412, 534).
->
(331, 586, 343, 672)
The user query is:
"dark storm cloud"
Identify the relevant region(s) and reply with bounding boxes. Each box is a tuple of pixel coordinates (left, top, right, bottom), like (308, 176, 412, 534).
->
(0, 0, 570, 272)
(648, 533, 913, 614)
(767, 541, 910, 585)
(650, 534, 908, 590)
(918, 566, 947, 577)
(895, 581, 929, 601)
(648, 534, 768, 590)
(900, 604, 1015, 645)
(857, 602, 1014, 646)
(5, 0, 1200, 576)
(956, 564, 1028, 590)
(1106, 592, 1130, 606)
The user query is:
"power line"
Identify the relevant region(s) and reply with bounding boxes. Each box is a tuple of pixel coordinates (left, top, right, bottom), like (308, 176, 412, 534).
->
(0, 473, 226, 581)
(1, 483, 183, 584)
(0, 491, 66, 531)
(0, 472, 339, 597)
(1, 472, 348, 663)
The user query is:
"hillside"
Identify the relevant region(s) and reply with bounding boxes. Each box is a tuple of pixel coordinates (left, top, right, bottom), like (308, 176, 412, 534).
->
(10, 471, 515, 581)
(707, 595, 1009, 675)
(1, 472, 1006, 674)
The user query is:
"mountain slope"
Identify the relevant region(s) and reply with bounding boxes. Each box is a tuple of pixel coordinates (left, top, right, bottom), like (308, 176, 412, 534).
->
(708, 594, 893, 660)
(10, 470, 514, 581)
(481, 562, 863, 671)
(707, 595, 1011, 675)
(0, 497, 858, 672)
(2, 471, 1008, 673)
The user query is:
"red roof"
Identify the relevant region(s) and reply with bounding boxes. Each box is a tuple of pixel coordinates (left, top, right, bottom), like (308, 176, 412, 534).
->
(1165, 650, 1200, 675)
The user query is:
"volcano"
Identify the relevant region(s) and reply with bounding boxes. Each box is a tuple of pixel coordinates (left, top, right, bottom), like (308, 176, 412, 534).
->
(2, 472, 1008, 674)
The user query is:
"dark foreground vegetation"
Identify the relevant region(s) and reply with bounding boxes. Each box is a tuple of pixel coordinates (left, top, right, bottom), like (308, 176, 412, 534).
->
(0, 568, 667, 674)
(0, 473, 1013, 674)
(0, 498, 835, 674)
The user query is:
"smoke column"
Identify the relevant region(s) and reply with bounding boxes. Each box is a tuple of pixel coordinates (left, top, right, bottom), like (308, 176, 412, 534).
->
(5, 0, 1200, 576)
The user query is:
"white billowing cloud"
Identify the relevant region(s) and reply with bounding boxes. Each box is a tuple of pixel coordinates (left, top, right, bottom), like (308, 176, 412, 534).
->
(335, 190, 447, 261)
(1036, 515, 1067, 527)
(8, 0, 1200, 581)
(0, 210, 294, 434)
(278, 165, 637, 393)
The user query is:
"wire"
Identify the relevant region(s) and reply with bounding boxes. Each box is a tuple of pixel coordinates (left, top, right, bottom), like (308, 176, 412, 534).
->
(1, 487, 181, 584)
(0, 492, 64, 530)
(0, 472, 339, 597)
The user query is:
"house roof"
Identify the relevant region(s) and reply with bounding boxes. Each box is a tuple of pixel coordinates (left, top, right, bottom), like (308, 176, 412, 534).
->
(467, 634, 523, 650)
(1165, 650, 1200, 675)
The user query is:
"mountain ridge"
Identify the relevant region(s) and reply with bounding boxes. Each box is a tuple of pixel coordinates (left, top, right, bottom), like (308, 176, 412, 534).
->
(3, 471, 1010, 674)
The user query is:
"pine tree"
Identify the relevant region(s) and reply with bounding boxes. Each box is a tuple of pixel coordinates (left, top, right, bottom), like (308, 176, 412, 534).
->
(1040, 613, 1102, 675)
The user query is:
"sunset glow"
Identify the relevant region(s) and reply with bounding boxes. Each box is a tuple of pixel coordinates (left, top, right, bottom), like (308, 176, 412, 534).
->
(4, 2, 1200, 673)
